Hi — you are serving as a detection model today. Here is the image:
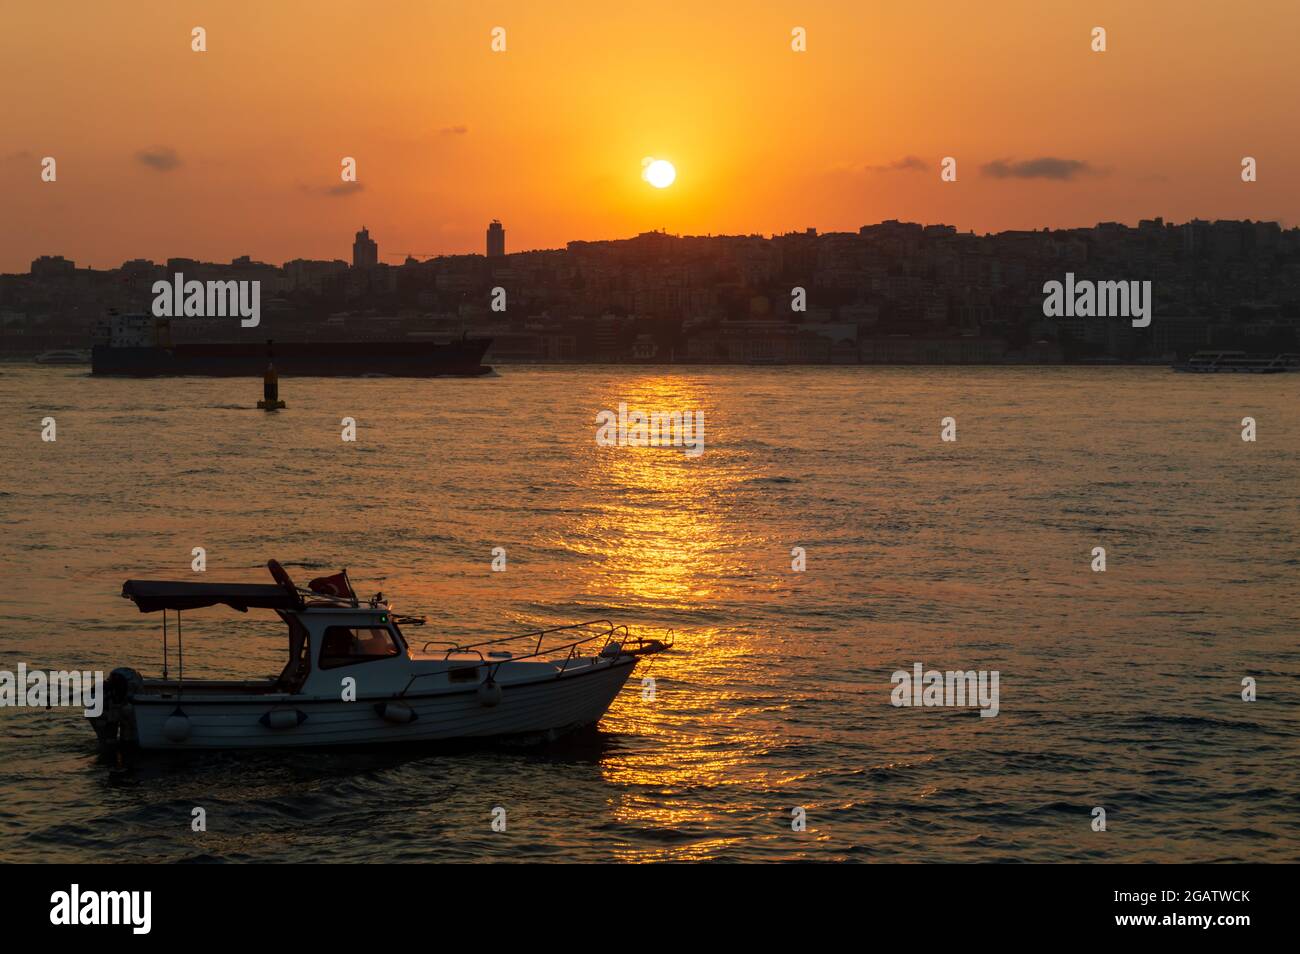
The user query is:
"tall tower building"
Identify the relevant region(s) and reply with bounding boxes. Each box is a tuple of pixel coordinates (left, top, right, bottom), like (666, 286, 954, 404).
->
(352, 226, 378, 268)
(486, 220, 505, 258)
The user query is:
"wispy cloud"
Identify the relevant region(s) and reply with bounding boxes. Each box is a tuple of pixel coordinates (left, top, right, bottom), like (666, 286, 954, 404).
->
(300, 181, 365, 198)
(135, 146, 182, 172)
(980, 157, 1098, 181)
(439, 125, 468, 136)
(865, 155, 928, 173)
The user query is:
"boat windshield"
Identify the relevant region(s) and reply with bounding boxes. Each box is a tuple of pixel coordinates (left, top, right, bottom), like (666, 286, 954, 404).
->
(319, 626, 401, 669)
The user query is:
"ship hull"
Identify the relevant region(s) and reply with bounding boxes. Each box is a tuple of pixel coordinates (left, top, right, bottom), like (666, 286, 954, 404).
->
(91, 338, 492, 377)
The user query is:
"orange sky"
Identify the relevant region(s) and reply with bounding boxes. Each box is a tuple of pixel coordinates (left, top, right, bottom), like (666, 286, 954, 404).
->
(1, 0, 1297, 271)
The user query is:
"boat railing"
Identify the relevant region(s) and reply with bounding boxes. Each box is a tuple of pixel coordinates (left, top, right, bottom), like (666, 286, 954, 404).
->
(402, 619, 655, 695)
(421, 619, 619, 658)
(292, 587, 359, 608)
(291, 587, 417, 614)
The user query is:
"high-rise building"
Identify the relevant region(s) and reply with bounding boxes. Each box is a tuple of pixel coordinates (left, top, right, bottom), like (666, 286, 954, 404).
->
(352, 226, 378, 268)
(486, 220, 505, 258)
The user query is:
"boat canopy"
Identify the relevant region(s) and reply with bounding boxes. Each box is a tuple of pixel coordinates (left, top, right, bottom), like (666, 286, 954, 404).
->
(122, 580, 301, 613)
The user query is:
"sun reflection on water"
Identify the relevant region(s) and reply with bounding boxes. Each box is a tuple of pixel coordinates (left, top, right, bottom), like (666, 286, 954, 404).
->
(558, 375, 796, 857)
(572, 375, 747, 608)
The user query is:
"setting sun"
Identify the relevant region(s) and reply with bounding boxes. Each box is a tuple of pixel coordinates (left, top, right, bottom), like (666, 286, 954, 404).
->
(642, 158, 676, 189)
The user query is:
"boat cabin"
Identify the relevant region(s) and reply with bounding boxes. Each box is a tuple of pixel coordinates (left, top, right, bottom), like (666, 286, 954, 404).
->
(120, 577, 419, 697)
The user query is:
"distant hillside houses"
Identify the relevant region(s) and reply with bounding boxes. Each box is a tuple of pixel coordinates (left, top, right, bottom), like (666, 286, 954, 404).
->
(4, 218, 1298, 363)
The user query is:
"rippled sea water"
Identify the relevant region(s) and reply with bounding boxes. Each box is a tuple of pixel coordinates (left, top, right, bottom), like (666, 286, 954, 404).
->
(0, 363, 1296, 863)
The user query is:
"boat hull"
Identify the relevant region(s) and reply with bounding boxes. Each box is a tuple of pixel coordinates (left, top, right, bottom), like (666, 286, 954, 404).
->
(115, 657, 638, 750)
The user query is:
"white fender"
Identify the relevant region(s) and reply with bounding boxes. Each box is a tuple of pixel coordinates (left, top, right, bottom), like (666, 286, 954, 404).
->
(378, 702, 417, 724)
(163, 711, 191, 742)
(477, 680, 503, 708)
(261, 708, 306, 730)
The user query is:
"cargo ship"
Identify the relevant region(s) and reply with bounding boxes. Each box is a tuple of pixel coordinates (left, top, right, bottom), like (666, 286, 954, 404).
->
(91, 313, 492, 377)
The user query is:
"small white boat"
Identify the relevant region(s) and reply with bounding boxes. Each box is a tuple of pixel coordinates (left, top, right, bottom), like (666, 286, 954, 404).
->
(90, 561, 669, 750)
(35, 348, 92, 365)
(1171, 350, 1297, 373)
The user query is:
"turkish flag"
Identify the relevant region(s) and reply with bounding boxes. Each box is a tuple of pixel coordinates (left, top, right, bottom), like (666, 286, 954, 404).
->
(308, 570, 355, 600)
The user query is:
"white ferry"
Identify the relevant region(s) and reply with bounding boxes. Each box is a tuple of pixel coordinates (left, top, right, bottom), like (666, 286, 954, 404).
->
(1171, 351, 1298, 373)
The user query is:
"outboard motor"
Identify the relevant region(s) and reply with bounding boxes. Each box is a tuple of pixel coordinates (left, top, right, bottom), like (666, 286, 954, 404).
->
(89, 667, 142, 747)
(107, 667, 143, 702)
